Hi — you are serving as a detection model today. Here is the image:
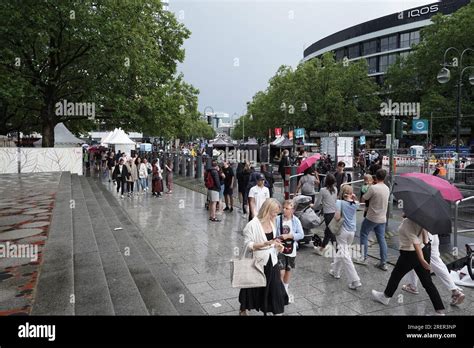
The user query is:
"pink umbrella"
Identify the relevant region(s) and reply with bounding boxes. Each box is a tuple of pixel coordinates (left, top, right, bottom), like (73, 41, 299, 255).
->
(297, 154, 321, 174)
(401, 172, 463, 202)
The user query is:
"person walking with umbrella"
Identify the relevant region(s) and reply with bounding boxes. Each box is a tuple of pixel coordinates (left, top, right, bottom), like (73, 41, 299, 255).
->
(396, 173, 465, 306)
(371, 216, 445, 315)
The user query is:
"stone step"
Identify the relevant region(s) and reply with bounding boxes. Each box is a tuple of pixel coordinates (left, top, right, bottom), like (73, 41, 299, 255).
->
(71, 174, 114, 315)
(32, 172, 75, 315)
(79, 176, 148, 315)
(86, 178, 178, 315)
(92, 179, 206, 315)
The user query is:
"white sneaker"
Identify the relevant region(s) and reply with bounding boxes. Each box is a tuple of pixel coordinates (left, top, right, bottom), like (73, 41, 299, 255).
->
(372, 290, 390, 305)
(314, 246, 327, 256)
(354, 257, 368, 265)
(348, 281, 362, 290)
(329, 269, 340, 279)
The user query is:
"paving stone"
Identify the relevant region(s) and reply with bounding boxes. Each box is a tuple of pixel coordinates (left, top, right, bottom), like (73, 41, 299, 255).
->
(0, 229, 44, 241)
(186, 281, 215, 294)
(20, 221, 50, 228)
(201, 300, 233, 315)
(0, 216, 33, 227)
(299, 303, 359, 316)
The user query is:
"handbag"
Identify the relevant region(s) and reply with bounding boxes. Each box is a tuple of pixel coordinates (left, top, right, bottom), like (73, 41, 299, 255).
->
(230, 243, 267, 289)
(328, 201, 345, 236)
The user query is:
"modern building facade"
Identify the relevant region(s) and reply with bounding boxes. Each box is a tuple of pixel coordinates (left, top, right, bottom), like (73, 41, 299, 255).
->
(303, 0, 470, 84)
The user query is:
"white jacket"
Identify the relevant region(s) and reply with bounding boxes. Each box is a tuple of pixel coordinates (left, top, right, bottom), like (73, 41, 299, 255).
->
(138, 163, 147, 179)
(243, 217, 278, 267)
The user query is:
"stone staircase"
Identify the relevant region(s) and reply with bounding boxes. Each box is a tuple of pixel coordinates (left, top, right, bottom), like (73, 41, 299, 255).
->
(31, 172, 183, 315)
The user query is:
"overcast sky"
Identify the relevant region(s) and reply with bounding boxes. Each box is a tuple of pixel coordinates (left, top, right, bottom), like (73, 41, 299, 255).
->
(169, 0, 435, 118)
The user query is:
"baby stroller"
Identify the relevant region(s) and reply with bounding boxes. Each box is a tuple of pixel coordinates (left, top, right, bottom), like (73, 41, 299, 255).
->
(293, 195, 323, 246)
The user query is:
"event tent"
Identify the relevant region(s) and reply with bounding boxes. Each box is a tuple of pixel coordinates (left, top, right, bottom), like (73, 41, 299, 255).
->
(104, 128, 136, 155)
(33, 123, 84, 147)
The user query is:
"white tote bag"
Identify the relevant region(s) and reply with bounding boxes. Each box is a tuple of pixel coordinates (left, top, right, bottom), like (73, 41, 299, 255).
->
(230, 244, 266, 288)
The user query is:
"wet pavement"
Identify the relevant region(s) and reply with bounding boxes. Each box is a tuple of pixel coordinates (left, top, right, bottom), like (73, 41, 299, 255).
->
(0, 173, 58, 315)
(100, 176, 474, 316)
(1, 170, 472, 316)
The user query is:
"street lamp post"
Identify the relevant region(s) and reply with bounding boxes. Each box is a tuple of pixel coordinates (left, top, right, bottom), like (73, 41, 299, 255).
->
(437, 47, 474, 172)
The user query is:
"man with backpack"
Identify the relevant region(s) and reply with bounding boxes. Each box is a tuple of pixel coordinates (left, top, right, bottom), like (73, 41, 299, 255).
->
(205, 160, 222, 222)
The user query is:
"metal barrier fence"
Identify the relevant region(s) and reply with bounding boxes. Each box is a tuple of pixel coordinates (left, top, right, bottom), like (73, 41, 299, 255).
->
(454, 196, 474, 250)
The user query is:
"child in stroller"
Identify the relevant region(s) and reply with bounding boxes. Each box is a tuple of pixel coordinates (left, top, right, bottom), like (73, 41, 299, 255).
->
(292, 195, 323, 246)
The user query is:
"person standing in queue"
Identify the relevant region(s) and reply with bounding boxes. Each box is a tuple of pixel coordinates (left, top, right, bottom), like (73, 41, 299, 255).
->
(248, 173, 270, 222)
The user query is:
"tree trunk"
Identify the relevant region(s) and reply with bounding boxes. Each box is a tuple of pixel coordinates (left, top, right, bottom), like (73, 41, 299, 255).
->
(41, 94, 56, 147)
(41, 121, 55, 147)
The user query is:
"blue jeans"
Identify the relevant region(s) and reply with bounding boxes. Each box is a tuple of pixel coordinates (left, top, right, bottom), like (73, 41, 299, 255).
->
(140, 178, 147, 190)
(359, 218, 387, 264)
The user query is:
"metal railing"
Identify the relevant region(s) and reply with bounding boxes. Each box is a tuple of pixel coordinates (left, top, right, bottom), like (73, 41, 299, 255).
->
(454, 195, 474, 249)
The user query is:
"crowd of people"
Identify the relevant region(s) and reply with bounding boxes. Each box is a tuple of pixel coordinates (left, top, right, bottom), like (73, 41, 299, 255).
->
(233, 164, 465, 316)
(84, 149, 174, 198)
(85, 147, 465, 317)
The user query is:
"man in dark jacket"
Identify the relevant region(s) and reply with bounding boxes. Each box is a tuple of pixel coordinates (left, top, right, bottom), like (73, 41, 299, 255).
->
(112, 158, 129, 198)
(278, 150, 290, 181)
(261, 163, 275, 197)
(206, 160, 222, 222)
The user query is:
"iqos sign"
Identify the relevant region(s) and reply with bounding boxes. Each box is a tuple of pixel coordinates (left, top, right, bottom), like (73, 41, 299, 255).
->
(398, 4, 439, 19)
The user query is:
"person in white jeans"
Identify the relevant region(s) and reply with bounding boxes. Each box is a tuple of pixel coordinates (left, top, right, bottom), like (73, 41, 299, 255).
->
(329, 185, 362, 290)
(402, 233, 465, 305)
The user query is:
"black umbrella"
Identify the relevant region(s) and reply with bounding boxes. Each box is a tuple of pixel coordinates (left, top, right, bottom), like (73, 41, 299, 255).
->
(393, 176, 451, 235)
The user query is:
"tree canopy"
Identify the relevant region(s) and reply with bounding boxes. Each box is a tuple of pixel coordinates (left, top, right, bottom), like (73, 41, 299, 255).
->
(232, 53, 381, 140)
(0, 0, 214, 145)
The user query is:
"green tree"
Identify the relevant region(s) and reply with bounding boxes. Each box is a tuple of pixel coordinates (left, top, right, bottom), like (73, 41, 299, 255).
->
(385, 2, 474, 144)
(242, 54, 381, 141)
(0, 0, 193, 146)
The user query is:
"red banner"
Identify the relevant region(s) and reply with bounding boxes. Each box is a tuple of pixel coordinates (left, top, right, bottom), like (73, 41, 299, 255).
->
(274, 128, 282, 137)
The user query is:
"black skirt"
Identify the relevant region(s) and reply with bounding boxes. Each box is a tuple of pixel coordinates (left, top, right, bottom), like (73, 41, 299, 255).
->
(238, 258, 289, 315)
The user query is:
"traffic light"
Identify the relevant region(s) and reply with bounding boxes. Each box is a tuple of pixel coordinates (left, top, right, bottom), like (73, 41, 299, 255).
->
(381, 119, 391, 134)
(395, 120, 408, 138)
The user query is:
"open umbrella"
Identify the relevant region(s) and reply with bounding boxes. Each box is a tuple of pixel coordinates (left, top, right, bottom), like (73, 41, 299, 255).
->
(401, 173, 463, 202)
(297, 154, 321, 174)
(393, 176, 451, 235)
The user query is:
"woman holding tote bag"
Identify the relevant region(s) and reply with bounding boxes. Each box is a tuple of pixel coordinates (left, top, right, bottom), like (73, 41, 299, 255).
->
(238, 198, 289, 316)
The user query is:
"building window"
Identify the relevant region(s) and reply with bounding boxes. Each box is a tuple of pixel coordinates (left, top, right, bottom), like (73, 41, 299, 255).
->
(380, 35, 398, 52)
(380, 54, 399, 73)
(401, 31, 420, 48)
(348, 44, 360, 59)
(363, 40, 377, 55)
(335, 49, 345, 61)
(367, 57, 377, 74)
(410, 31, 420, 46)
(379, 55, 388, 72)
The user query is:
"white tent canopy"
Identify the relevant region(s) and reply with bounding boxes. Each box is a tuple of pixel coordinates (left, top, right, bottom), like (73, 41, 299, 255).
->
(103, 128, 136, 156)
(33, 123, 84, 147)
(100, 129, 118, 147)
(105, 128, 136, 145)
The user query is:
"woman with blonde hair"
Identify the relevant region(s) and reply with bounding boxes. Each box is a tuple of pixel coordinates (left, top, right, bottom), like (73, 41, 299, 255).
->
(239, 198, 289, 316)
